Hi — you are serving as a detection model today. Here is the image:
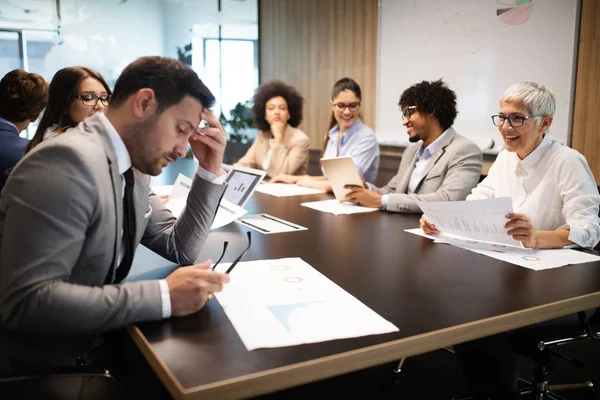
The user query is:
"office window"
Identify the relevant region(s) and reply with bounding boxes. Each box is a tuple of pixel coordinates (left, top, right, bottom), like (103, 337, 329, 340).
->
(0, 0, 259, 139)
(203, 38, 258, 121)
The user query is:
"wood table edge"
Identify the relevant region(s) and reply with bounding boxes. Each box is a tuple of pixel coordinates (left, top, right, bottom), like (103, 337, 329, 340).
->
(128, 325, 187, 400)
(134, 292, 600, 400)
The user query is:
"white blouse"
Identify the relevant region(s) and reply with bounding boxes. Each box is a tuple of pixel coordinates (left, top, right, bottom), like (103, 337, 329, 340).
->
(468, 136, 600, 248)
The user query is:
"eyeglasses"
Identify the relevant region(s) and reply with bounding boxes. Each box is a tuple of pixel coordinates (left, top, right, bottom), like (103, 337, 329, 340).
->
(401, 106, 417, 119)
(332, 102, 360, 112)
(211, 231, 251, 274)
(491, 114, 541, 128)
(76, 93, 110, 107)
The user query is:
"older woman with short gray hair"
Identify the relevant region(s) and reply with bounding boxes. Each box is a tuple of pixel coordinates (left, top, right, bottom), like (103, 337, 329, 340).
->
(421, 81, 600, 249)
(421, 81, 600, 399)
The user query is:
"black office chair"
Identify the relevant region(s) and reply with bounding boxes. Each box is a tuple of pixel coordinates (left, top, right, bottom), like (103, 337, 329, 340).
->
(509, 310, 600, 399)
(0, 366, 124, 400)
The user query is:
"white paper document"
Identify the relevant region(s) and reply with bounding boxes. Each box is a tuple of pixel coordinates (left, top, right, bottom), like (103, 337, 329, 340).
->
(212, 199, 248, 229)
(160, 173, 247, 229)
(236, 214, 307, 234)
(255, 183, 325, 197)
(301, 199, 379, 215)
(417, 197, 522, 248)
(150, 184, 173, 197)
(214, 258, 399, 350)
(405, 228, 600, 270)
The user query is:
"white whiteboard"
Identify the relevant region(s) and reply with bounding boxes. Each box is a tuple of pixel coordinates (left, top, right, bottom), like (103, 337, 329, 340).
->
(376, 0, 580, 153)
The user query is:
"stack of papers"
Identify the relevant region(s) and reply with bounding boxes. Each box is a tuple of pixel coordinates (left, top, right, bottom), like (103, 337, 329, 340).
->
(417, 197, 522, 248)
(301, 199, 379, 215)
(405, 228, 600, 270)
(255, 183, 325, 197)
(214, 258, 398, 350)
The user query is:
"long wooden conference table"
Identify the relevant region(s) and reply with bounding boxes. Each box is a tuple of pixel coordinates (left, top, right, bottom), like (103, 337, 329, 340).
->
(128, 189, 600, 400)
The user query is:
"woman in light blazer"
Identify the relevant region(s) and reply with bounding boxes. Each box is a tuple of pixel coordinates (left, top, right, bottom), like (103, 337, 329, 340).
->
(235, 80, 309, 177)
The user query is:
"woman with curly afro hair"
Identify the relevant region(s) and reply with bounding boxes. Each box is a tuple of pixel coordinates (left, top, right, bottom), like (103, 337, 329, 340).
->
(234, 80, 310, 177)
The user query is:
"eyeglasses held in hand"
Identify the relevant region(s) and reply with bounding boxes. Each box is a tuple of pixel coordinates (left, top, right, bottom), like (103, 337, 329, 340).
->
(491, 114, 540, 128)
(77, 93, 111, 107)
(401, 105, 417, 119)
(332, 102, 361, 112)
(211, 231, 252, 274)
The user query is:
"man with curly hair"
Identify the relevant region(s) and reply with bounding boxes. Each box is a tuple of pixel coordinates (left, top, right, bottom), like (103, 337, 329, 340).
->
(345, 79, 483, 213)
(235, 80, 310, 177)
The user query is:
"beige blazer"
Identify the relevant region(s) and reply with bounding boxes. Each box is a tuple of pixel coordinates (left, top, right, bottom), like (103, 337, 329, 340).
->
(235, 126, 310, 177)
(367, 128, 483, 213)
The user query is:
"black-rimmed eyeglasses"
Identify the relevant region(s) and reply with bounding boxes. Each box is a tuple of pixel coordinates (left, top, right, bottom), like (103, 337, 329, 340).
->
(491, 114, 541, 128)
(401, 105, 417, 119)
(332, 102, 361, 112)
(211, 231, 251, 274)
(76, 93, 110, 107)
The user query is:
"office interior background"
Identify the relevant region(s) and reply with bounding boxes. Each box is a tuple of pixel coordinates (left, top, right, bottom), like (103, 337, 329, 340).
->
(1, 1, 600, 398)
(1, 0, 598, 181)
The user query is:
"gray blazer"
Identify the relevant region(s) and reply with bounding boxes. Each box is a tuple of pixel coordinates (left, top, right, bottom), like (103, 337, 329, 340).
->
(368, 128, 482, 213)
(0, 114, 225, 370)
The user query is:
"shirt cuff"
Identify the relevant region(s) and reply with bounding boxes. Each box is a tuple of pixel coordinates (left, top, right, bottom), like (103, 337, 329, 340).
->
(558, 223, 587, 248)
(381, 194, 388, 210)
(158, 279, 172, 319)
(196, 166, 227, 185)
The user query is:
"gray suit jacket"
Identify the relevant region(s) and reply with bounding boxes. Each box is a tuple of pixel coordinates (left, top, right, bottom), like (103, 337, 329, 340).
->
(368, 128, 482, 213)
(0, 114, 225, 370)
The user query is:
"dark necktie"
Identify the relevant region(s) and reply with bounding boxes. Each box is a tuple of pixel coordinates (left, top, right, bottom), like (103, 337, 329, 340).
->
(114, 168, 136, 283)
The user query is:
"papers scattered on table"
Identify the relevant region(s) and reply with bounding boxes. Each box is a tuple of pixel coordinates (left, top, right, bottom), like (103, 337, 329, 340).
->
(255, 183, 325, 197)
(406, 228, 600, 270)
(417, 197, 522, 248)
(160, 173, 247, 229)
(301, 199, 379, 215)
(212, 199, 248, 230)
(214, 257, 398, 350)
(236, 214, 307, 234)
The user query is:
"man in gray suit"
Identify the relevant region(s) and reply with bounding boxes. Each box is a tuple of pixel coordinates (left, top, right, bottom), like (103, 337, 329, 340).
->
(346, 80, 482, 212)
(0, 57, 230, 373)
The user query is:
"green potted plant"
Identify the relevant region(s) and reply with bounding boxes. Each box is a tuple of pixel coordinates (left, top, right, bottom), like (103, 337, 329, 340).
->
(222, 101, 256, 164)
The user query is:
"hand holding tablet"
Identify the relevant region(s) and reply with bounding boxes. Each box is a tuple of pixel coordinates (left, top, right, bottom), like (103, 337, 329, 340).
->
(320, 157, 365, 202)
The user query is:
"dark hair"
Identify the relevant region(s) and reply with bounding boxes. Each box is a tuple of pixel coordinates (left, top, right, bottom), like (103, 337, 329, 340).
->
(322, 77, 363, 154)
(26, 66, 111, 154)
(251, 80, 303, 132)
(398, 79, 457, 131)
(0, 69, 48, 122)
(110, 56, 215, 113)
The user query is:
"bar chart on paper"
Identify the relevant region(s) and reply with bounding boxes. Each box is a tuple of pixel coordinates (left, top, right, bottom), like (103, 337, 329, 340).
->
(214, 258, 398, 350)
(417, 197, 522, 247)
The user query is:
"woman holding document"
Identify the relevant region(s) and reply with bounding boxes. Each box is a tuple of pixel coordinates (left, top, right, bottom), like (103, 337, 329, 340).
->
(421, 81, 600, 249)
(271, 77, 380, 191)
(421, 82, 600, 399)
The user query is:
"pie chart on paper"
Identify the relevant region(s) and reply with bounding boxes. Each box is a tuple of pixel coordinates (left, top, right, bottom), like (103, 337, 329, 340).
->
(497, 0, 534, 25)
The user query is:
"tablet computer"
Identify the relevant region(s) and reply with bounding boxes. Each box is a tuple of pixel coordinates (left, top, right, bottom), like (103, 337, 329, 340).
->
(320, 156, 364, 202)
(223, 165, 267, 207)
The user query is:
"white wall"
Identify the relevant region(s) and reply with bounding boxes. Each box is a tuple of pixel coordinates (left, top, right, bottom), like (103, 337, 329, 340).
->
(376, 0, 580, 153)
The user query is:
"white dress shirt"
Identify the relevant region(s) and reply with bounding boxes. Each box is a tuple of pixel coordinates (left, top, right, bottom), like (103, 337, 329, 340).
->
(98, 113, 224, 318)
(468, 135, 600, 248)
(381, 130, 449, 209)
